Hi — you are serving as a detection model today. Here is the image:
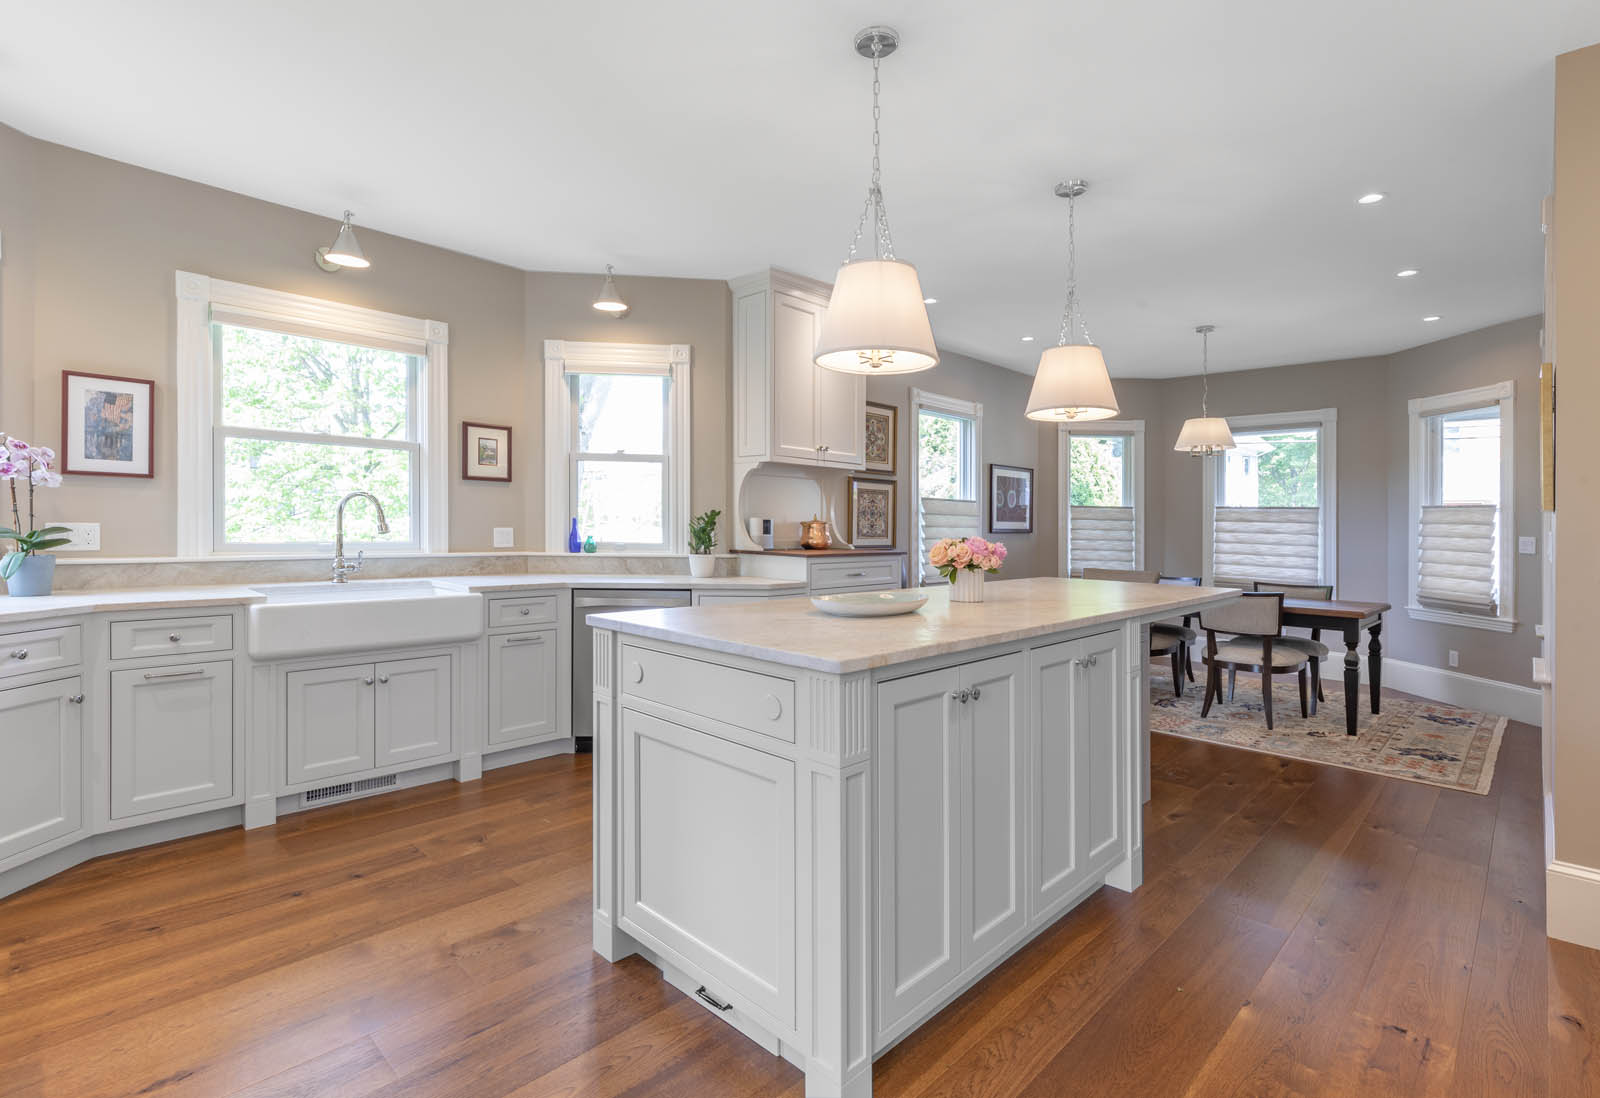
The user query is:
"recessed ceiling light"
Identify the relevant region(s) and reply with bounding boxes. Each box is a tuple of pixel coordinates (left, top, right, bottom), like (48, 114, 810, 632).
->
(1357, 192, 1387, 205)
(923, 297, 938, 304)
(1020, 335, 1035, 342)
(1395, 268, 1419, 278)
(1423, 315, 1441, 322)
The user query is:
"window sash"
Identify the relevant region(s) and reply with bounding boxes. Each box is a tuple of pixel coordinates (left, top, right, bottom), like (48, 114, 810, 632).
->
(568, 371, 673, 551)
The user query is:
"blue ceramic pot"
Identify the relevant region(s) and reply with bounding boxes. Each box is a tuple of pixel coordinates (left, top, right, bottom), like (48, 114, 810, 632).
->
(6, 553, 56, 597)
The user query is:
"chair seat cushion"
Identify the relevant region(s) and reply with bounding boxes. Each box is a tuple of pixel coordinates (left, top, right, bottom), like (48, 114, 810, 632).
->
(1205, 640, 1311, 671)
(1151, 622, 1197, 644)
(1272, 635, 1330, 659)
(1149, 632, 1183, 655)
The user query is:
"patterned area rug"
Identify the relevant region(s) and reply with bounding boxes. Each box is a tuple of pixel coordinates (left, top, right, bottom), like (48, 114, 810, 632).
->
(1148, 663, 1506, 794)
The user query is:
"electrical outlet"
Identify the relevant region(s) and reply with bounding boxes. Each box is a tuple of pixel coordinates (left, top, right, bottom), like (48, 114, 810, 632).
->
(49, 522, 100, 551)
(1448, 650, 1459, 668)
(492, 527, 514, 548)
(1518, 536, 1536, 555)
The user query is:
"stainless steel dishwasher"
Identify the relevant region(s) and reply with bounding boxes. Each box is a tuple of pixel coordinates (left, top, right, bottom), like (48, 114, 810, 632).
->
(572, 588, 692, 750)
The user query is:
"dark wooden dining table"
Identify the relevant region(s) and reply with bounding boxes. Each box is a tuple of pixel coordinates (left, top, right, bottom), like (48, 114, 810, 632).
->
(1280, 597, 1391, 735)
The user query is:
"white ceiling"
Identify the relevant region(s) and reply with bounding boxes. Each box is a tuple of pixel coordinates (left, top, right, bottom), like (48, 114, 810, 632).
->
(3, 1, 1597, 377)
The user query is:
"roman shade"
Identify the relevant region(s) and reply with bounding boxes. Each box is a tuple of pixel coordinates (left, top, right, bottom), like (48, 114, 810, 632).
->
(1069, 506, 1136, 573)
(919, 497, 980, 583)
(1417, 503, 1498, 612)
(1212, 506, 1320, 587)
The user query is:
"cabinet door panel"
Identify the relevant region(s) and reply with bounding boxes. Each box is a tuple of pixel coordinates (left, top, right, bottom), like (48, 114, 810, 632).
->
(0, 677, 81, 863)
(111, 661, 233, 818)
(1077, 633, 1125, 874)
(285, 664, 375, 785)
(813, 368, 866, 467)
(876, 667, 961, 1033)
(1029, 641, 1083, 920)
(961, 653, 1025, 968)
(375, 655, 452, 766)
(771, 293, 822, 463)
(488, 630, 558, 745)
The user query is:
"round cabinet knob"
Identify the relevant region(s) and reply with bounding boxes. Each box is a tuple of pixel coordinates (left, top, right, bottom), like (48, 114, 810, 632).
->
(169, 633, 182, 642)
(378, 674, 389, 684)
(764, 693, 783, 721)
(969, 686, 982, 701)
(69, 694, 84, 705)
(519, 607, 531, 616)
(628, 661, 644, 684)
(363, 677, 376, 686)
(10, 649, 27, 661)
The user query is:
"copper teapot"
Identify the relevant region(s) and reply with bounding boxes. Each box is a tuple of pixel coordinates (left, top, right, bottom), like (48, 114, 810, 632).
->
(799, 515, 834, 550)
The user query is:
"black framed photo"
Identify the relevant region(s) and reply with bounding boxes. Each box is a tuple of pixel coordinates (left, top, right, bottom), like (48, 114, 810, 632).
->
(988, 463, 1033, 533)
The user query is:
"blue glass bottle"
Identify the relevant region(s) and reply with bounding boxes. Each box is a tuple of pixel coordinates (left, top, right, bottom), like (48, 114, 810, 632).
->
(568, 517, 581, 553)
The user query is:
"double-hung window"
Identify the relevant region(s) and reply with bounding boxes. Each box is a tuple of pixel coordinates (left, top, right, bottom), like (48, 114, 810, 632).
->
(1407, 382, 1515, 630)
(1061, 421, 1144, 575)
(911, 389, 982, 584)
(1204, 409, 1336, 588)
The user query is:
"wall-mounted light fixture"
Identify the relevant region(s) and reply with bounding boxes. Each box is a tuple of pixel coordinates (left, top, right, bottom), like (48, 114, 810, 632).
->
(593, 264, 628, 315)
(315, 210, 370, 272)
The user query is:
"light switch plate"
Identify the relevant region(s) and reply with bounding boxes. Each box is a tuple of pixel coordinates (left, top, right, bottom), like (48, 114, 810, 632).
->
(492, 527, 514, 548)
(1448, 650, 1459, 668)
(1518, 536, 1536, 555)
(49, 522, 100, 551)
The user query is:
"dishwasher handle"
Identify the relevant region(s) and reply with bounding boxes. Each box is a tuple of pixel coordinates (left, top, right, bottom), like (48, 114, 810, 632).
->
(574, 593, 692, 610)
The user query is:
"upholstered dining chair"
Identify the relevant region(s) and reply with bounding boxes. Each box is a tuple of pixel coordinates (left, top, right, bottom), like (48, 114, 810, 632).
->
(1157, 575, 1202, 684)
(1252, 581, 1333, 715)
(1199, 591, 1311, 731)
(1081, 568, 1186, 696)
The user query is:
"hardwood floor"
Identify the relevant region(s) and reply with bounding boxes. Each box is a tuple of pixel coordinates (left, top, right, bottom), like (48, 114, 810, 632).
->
(2, 719, 1595, 1097)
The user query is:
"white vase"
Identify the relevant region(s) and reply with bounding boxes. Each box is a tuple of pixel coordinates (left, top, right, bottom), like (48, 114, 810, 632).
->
(950, 568, 985, 603)
(688, 555, 716, 578)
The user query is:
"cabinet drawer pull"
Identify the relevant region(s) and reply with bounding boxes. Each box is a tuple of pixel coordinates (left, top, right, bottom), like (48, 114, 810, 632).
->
(503, 634, 543, 645)
(845, 571, 867, 578)
(1084, 654, 1098, 668)
(628, 661, 644, 684)
(694, 986, 734, 1012)
(69, 693, 84, 704)
(763, 692, 783, 720)
(9, 649, 27, 661)
(143, 668, 204, 681)
(169, 633, 183, 642)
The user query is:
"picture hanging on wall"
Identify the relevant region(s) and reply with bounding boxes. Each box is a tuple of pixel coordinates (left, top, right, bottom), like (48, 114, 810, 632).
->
(988, 463, 1034, 533)
(60, 371, 154, 478)
(848, 476, 896, 548)
(462, 421, 513, 482)
(864, 401, 898, 475)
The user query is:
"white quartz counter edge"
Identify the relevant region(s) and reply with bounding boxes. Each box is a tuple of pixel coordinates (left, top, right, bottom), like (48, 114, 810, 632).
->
(435, 574, 807, 594)
(0, 587, 269, 626)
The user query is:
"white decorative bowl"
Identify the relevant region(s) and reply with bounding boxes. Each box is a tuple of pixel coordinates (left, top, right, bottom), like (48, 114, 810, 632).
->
(810, 589, 930, 618)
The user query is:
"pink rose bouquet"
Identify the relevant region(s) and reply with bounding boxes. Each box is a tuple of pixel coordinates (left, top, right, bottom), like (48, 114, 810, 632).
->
(928, 535, 1006, 584)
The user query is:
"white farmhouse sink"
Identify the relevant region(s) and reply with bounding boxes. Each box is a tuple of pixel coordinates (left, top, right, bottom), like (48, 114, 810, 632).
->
(247, 579, 484, 659)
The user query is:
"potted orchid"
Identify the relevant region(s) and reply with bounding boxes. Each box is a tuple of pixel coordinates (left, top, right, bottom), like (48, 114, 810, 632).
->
(929, 535, 1006, 603)
(1, 435, 69, 597)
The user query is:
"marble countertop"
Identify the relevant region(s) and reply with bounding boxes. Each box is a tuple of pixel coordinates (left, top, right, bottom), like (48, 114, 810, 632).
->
(732, 547, 906, 557)
(0, 587, 270, 626)
(436, 574, 806, 593)
(588, 576, 1241, 674)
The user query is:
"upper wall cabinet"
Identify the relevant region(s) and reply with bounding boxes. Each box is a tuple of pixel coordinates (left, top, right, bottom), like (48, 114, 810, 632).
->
(731, 269, 866, 470)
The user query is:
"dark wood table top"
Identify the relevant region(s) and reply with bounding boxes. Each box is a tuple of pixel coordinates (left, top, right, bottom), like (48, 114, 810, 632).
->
(1281, 597, 1392, 620)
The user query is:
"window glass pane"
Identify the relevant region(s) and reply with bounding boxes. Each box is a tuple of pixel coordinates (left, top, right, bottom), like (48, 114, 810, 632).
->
(577, 460, 664, 545)
(1435, 406, 1500, 505)
(1069, 435, 1129, 506)
(1220, 428, 1319, 506)
(217, 324, 413, 440)
(576, 374, 666, 455)
(221, 437, 411, 545)
(919, 411, 973, 500)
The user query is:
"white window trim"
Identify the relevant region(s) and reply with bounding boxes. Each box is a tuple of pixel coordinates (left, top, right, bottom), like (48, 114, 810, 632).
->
(174, 271, 449, 556)
(1201, 407, 1337, 588)
(543, 339, 692, 554)
(1406, 380, 1516, 632)
(1058, 420, 1145, 577)
(910, 389, 983, 578)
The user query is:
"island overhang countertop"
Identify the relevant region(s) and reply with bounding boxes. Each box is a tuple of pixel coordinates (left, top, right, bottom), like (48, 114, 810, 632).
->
(587, 576, 1240, 674)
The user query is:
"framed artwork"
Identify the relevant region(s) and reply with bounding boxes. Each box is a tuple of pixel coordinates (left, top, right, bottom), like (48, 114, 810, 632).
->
(462, 421, 513, 482)
(847, 477, 896, 548)
(61, 371, 154, 478)
(864, 401, 898, 475)
(989, 463, 1034, 533)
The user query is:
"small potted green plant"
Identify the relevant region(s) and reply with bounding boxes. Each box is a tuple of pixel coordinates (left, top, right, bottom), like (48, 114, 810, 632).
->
(1, 435, 70, 597)
(687, 508, 721, 578)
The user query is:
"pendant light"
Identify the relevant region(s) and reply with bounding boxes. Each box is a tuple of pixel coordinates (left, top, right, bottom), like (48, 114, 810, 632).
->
(1025, 181, 1119, 421)
(315, 210, 370, 271)
(593, 265, 628, 314)
(1173, 324, 1236, 455)
(813, 26, 939, 376)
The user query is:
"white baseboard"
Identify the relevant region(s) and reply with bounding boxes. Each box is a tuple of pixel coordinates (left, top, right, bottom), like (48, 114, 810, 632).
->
(1547, 860, 1600, 951)
(1375, 658, 1541, 725)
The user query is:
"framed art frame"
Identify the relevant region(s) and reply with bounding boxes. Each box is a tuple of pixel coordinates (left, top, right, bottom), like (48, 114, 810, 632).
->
(988, 463, 1034, 533)
(864, 401, 898, 476)
(61, 371, 154, 478)
(462, 421, 513, 482)
(847, 476, 896, 548)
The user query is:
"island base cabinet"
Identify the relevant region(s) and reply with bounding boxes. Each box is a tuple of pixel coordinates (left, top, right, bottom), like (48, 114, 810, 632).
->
(0, 676, 83, 865)
(110, 661, 233, 819)
(487, 630, 558, 746)
(619, 706, 796, 1031)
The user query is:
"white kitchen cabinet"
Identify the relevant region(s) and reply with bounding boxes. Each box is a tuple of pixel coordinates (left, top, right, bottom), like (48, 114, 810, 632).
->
(1077, 631, 1125, 877)
(374, 655, 453, 767)
(959, 654, 1026, 969)
(285, 663, 377, 784)
(0, 676, 83, 864)
(110, 661, 233, 819)
(487, 630, 558, 746)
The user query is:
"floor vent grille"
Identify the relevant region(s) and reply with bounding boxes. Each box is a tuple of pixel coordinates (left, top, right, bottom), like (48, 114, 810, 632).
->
(302, 773, 399, 808)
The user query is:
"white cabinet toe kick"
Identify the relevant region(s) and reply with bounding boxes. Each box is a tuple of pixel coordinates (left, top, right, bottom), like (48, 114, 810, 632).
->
(589, 619, 1151, 1098)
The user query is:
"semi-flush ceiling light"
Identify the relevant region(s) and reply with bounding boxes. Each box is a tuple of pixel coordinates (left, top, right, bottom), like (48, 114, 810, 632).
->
(813, 26, 938, 376)
(593, 265, 628, 314)
(315, 210, 370, 271)
(1174, 324, 1236, 456)
(1025, 181, 1119, 422)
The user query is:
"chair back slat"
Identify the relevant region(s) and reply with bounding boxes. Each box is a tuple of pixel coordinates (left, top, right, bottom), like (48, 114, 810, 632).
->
(1082, 567, 1160, 584)
(1252, 581, 1333, 601)
(1158, 575, 1202, 587)
(1202, 591, 1283, 637)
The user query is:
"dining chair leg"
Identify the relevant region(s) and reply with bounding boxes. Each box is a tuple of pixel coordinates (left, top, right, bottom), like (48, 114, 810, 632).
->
(1200, 664, 1218, 717)
(1298, 667, 1309, 719)
(1227, 666, 1237, 702)
(1309, 659, 1322, 714)
(1262, 668, 1274, 730)
(1185, 646, 1196, 682)
(1170, 649, 1183, 697)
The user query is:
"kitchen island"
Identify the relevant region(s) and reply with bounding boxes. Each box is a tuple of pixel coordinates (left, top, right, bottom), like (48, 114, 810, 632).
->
(588, 576, 1238, 1098)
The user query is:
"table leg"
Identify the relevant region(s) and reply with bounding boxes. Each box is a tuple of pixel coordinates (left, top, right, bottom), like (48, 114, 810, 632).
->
(1343, 628, 1360, 736)
(1367, 621, 1382, 714)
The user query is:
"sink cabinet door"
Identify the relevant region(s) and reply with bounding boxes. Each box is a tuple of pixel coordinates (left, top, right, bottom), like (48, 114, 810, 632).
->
(959, 653, 1026, 970)
(285, 663, 376, 784)
(110, 661, 233, 818)
(0, 676, 82, 865)
(875, 666, 962, 1035)
(374, 655, 453, 767)
(488, 630, 558, 746)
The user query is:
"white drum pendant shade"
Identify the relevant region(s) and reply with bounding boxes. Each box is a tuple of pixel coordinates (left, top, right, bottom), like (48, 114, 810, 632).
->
(1173, 416, 1236, 454)
(1025, 344, 1120, 421)
(814, 259, 939, 374)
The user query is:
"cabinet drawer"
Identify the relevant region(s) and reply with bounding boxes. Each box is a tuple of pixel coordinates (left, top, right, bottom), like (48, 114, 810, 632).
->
(622, 644, 795, 744)
(0, 625, 82, 680)
(489, 595, 560, 629)
(809, 558, 901, 593)
(110, 615, 233, 660)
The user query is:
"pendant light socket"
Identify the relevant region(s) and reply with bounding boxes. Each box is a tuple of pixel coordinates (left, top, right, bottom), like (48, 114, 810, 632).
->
(593, 265, 628, 314)
(316, 210, 370, 272)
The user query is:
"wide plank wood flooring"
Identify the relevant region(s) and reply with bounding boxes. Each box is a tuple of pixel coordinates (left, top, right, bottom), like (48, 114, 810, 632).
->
(2, 717, 1595, 1097)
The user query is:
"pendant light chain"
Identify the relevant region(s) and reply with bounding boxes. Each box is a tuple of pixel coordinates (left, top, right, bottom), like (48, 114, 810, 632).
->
(1056, 190, 1092, 347)
(1200, 326, 1211, 418)
(846, 34, 895, 263)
